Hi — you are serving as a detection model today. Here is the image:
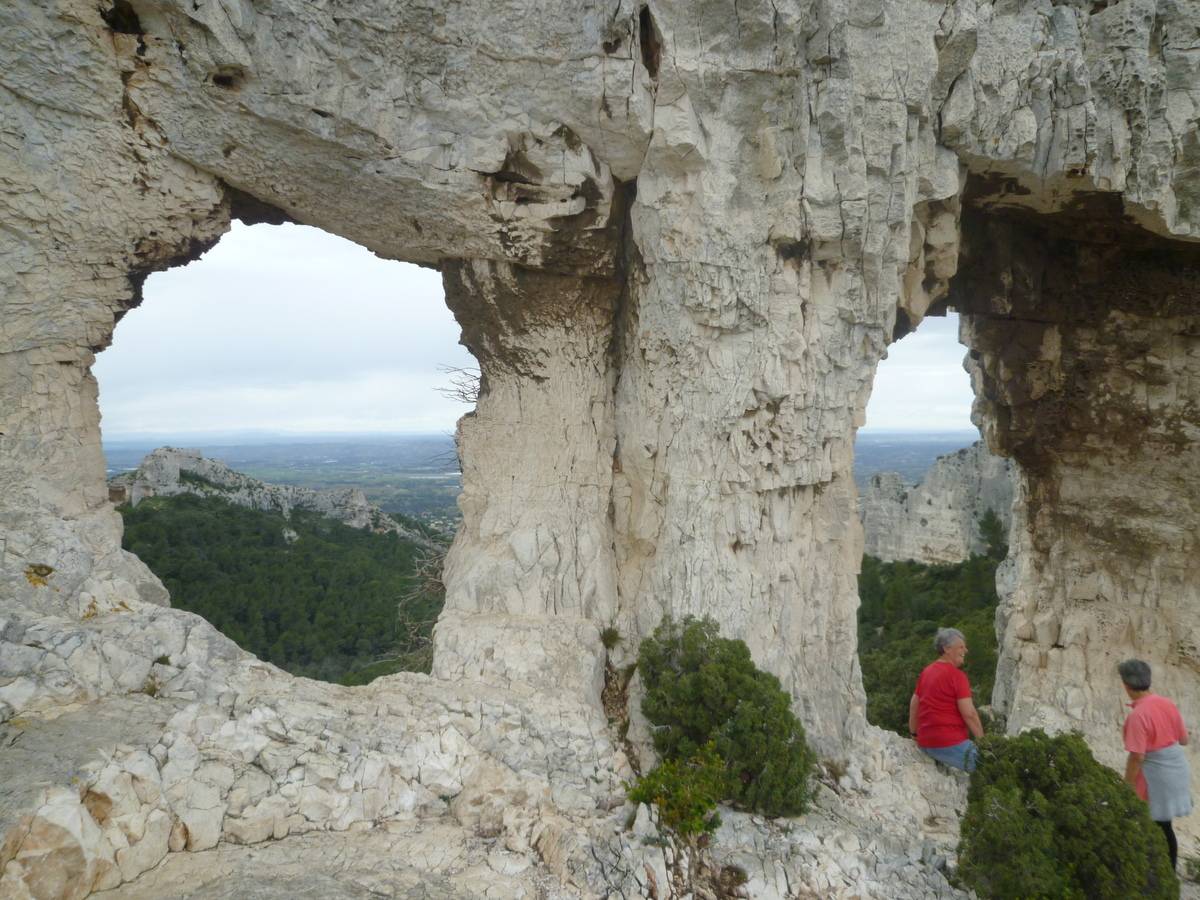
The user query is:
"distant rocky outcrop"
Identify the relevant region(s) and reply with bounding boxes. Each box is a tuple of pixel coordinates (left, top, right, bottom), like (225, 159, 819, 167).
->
(859, 441, 1014, 565)
(110, 448, 432, 548)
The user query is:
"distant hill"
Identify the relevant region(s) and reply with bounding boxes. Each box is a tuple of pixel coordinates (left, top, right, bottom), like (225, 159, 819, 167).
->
(103, 432, 982, 533)
(859, 441, 1015, 565)
(103, 433, 458, 475)
(852, 431, 981, 488)
(104, 435, 461, 529)
(111, 447, 434, 547)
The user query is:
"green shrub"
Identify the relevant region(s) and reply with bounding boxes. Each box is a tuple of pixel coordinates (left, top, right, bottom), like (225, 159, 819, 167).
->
(977, 507, 1008, 560)
(958, 730, 1178, 900)
(638, 616, 815, 817)
(627, 742, 727, 839)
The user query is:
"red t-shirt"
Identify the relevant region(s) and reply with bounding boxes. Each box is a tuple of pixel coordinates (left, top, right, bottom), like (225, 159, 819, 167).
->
(915, 660, 972, 748)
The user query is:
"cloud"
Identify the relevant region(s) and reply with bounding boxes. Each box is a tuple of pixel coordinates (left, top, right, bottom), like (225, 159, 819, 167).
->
(861, 314, 976, 432)
(99, 371, 469, 435)
(95, 222, 476, 435)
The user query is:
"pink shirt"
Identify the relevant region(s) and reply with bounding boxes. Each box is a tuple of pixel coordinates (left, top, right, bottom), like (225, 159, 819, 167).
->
(1123, 693, 1188, 801)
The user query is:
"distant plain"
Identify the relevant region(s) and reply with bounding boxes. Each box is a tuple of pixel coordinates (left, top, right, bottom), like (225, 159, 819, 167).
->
(104, 429, 980, 528)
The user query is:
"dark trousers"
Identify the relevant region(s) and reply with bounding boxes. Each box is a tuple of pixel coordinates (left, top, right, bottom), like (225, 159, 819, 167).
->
(1156, 819, 1178, 869)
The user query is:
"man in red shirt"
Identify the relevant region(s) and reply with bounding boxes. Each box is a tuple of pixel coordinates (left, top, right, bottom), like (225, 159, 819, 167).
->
(908, 627, 984, 771)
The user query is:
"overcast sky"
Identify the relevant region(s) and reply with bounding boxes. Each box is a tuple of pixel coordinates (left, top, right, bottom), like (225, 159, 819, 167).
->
(95, 223, 975, 438)
(96, 222, 477, 437)
(864, 313, 975, 432)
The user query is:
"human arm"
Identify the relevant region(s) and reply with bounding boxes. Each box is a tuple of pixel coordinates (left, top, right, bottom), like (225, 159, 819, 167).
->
(1125, 751, 1145, 787)
(1124, 712, 1148, 786)
(956, 697, 985, 740)
(908, 694, 920, 737)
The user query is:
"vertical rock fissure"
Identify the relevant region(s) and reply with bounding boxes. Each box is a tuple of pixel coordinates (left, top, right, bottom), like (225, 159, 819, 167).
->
(637, 6, 661, 80)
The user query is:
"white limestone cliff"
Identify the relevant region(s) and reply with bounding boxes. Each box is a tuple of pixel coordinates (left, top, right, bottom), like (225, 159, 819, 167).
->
(860, 440, 1015, 565)
(110, 447, 431, 546)
(3, 0, 1200, 895)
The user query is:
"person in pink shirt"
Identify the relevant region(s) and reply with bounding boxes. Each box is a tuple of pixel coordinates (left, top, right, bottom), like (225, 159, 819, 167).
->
(1119, 658, 1193, 870)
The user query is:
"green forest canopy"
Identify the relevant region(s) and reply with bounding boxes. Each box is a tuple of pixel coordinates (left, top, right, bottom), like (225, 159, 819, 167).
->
(857, 509, 1006, 734)
(119, 493, 443, 684)
(122, 486, 1007, 712)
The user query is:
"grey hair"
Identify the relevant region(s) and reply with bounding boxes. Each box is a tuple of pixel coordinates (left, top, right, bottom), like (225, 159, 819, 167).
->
(935, 628, 965, 655)
(1118, 659, 1152, 691)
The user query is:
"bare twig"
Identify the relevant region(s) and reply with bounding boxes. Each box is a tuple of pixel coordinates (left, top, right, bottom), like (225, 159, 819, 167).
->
(436, 365, 481, 405)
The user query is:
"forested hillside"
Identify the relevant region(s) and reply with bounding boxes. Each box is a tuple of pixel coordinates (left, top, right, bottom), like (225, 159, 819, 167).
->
(857, 510, 1007, 733)
(120, 488, 1006, 710)
(119, 494, 444, 684)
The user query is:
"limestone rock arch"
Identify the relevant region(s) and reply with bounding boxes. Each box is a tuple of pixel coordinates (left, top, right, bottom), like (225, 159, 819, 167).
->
(3, 0, 1199, 807)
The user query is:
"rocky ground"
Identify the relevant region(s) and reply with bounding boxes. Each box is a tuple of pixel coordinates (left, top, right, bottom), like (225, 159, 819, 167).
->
(1, 593, 969, 899)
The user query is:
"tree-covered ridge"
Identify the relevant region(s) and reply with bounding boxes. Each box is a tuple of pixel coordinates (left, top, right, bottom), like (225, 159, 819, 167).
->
(119, 493, 443, 684)
(857, 509, 1006, 734)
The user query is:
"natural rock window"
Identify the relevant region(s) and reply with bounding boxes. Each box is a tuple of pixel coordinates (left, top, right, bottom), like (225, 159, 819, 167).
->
(7, 0, 1200, 892)
(860, 311, 1002, 562)
(94, 221, 475, 683)
(95, 221, 474, 438)
(857, 311, 1012, 735)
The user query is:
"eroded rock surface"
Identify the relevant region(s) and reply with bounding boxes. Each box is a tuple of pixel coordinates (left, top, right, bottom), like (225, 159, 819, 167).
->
(0, 595, 625, 897)
(860, 440, 1015, 565)
(1, 595, 967, 899)
(3, 0, 1200, 894)
(955, 200, 1200, 840)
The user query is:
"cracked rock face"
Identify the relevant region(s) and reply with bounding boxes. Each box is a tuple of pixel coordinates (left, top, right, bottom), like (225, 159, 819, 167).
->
(3, 0, 1200, 894)
(954, 197, 1200, 841)
(860, 440, 1015, 565)
(0, 601, 967, 899)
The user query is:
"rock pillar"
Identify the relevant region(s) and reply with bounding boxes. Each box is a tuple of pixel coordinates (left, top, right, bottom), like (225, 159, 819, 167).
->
(955, 203, 1200, 797)
(433, 261, 622, 702)
(0, 1, 228, 618)
(598, 0, 964, 752)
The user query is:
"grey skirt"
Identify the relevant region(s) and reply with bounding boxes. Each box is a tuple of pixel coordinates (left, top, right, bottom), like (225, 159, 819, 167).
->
(1143, 742, 1193, 822)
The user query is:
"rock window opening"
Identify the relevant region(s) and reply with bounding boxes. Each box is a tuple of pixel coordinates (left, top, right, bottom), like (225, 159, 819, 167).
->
(94, 221, 477, 686)
(855, 311, 1012, 736)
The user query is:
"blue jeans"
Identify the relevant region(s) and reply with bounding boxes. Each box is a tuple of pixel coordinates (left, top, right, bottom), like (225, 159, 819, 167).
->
(921, 739, 978, 772)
